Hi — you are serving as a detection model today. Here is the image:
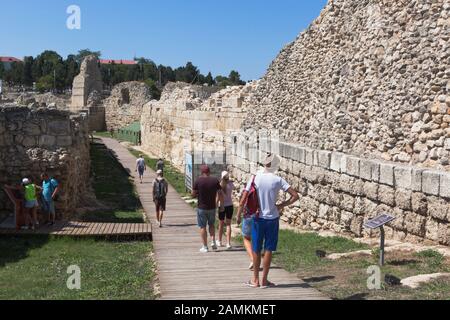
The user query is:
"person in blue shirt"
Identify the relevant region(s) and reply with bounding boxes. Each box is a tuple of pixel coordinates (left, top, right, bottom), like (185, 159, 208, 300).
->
(41, 173, 60, 226)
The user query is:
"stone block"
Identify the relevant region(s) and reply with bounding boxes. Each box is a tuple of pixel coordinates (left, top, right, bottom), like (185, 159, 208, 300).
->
(359, 159, 373, 181)
(305, 149, 314, 166)
(412, 168, 424, 192)
(317, 150, 331, 169)
(379, 163, 395, 186)
(363, 181, 379, 201)
(422, 171, 441, 196)
(371, 161, 381, 182)
(394, 166, 413, 189)
(411, 193, 428, 216)
(395, 189, 412, 211)
(379, 185, 395, 206)
(439, 172, 450, 199)
(39, 135, 56, 147)
(330, 152, 343, 172)
(345, 156, 360, 177)
(48, 120, 70, 136)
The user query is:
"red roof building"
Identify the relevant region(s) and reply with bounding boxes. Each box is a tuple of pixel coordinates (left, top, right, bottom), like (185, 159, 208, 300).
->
(99, 59, 137, 65)
(0, 57, 22, 63)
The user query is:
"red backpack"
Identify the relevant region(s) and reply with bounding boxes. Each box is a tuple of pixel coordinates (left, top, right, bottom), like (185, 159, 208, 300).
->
(244, 176, 260, 218)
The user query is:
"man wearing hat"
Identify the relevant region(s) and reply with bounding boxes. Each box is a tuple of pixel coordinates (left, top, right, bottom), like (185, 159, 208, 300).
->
(192, 165, 224, 253)
(242, 153, 299, 288)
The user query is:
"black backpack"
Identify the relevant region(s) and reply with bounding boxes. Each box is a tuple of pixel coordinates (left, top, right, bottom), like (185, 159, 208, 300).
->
(154, 179, 167, 199)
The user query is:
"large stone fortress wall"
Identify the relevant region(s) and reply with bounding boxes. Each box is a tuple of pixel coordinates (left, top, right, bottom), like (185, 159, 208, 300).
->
(245, 0, 450, 170)
(229, 134, 450, 245)
(139, 0, 449, 245)
(0, 106, 91, 217)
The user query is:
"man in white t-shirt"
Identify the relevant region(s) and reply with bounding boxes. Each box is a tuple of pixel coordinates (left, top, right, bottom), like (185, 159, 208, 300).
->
(242, 154, 299, 289)
(136, 155, 146, 184)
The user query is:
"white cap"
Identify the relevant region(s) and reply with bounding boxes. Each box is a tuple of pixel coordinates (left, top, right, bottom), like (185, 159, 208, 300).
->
(22, 178, 30, 185)
(221, 171, 229, 179)
(156, 170, 163, 176)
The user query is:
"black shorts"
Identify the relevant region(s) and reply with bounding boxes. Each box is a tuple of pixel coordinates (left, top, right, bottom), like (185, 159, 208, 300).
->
(219, 206, 234, 221)
(155, 198, 166, 212)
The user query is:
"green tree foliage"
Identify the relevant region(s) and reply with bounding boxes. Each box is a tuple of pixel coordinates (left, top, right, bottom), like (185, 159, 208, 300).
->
(36, 74, 54, 93)
(1, 49, 246, 95)
(144, 79, 161, 100)
(75, 49, 101, 64)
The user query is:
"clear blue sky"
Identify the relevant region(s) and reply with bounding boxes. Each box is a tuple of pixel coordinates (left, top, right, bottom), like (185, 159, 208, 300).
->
(0, 0, 327, 80)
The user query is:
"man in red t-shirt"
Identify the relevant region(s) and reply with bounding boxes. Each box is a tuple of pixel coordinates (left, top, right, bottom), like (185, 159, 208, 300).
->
(192, 165, 224, 253)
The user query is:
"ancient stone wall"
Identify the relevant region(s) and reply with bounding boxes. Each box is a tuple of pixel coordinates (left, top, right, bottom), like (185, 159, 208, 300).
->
(245, 0, 450, 171)
(228, 134, 449, 245)
(104, 82, 152, 130)
(141, 82, 256, 170)
(0, 105, 91, 217)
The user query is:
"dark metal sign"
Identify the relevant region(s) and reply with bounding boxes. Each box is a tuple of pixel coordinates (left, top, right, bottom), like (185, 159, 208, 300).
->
(364, 214, 396, 230)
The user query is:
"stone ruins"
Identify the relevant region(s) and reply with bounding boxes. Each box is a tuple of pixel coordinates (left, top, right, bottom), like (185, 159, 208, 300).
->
(0, 106, 91, 217)
(104, 81, 153, 130)
(140, 0, 450, 246)
(0, 0, 448, 245)
(71, 55, 103, 112)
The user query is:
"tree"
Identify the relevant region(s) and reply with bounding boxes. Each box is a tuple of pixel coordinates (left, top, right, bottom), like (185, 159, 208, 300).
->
(228, 70, 246, 85)
(75, 49, 101, 64)
(0, 62, 5, 79)
(215, 75, 233, 88)
(36, 74, 54, 93)
(23, 56, 34, 87)
(65, 55, 79, 88)
(205, 72, 215, 86)
(144, 79, 161, 100)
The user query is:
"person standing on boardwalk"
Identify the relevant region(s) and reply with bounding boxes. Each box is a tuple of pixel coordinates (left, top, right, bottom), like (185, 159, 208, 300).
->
(22, 178, 42, 230)
(243, 154, 299, 288)
(41, 173, 60, 226)
(153, 170, 169, 228)
(156, 158, 165, 174)
(217, 171, 235, 250)
(192, 165, 224, 253)
(136, 154, 146, 184)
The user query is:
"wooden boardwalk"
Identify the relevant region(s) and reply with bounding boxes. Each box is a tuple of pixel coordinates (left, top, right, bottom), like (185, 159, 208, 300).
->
(101, 137, 328, 300)
(0, 220, 151, 239)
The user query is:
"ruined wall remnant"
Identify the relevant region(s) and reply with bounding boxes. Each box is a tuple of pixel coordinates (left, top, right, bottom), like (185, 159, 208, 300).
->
(140, 82, 255, 170)
(71, 55, 103, 111)
(104, 81, 153, 130)
(0, 105, 91, 217)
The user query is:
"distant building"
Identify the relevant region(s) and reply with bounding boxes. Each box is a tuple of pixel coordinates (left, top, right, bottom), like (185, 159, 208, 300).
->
(99, 59, 137, 66)
(0, 57, 22, 71)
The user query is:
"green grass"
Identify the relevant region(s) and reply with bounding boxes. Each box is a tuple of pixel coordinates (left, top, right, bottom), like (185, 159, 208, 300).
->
(0, 235, 155, 300)
(234, 229, 450, 300)
(128, 148, 189, 197)
(86, 143, 144, 223)
(92, 131, 113, 138)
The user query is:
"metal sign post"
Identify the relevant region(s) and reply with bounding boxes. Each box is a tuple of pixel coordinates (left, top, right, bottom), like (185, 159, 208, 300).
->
(363, 214, 396, 266)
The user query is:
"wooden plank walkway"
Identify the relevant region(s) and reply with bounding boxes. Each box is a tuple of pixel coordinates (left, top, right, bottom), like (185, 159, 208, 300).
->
(101, 137, 328, 300)
(0, 220, 152, 238)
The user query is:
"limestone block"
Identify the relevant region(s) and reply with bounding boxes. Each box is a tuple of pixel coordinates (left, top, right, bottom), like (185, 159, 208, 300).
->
(39, 135, 56, 146)
(345, 156, 360, 177)
(411, 193, 428, 216)
(412, 168, 424, 192)
(317, 150, 331, 169)
(305, 149, 314, 166)
(422, 171, 441, 196)
(330, 152, 343, 172)
(379, 185, 395, 206)
(394, 166, 413, 189)
(379, 163, 395, 186)
(395, 189, 412, 211)
(48, 120, 70, 136)
(359, 159, 373, 181)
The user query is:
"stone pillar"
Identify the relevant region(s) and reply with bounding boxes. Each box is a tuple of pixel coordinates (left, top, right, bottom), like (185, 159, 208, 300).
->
(71, 55, 103, 112)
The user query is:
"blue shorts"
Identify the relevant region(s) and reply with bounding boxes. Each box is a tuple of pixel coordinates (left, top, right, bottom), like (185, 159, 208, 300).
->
(252, 217, 280, 253)
(138, 167, 145, 176)
(25, 200, 38, 209)
(242, 216, 253, 239)
(41, 200, 56, 215)
(197, 209, 216, 229)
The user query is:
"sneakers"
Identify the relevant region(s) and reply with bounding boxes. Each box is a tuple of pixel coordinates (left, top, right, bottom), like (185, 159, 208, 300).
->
(200, 246, 209, 253)
(248, 262, 254, 270)
(211, 241, 218, 250)
(226, 243, 232, 250)
(215, 240, 222, 247)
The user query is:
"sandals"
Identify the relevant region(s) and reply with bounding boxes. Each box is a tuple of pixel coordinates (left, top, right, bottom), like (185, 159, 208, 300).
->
(244, 281, 259, 288)
(260, 281, 277, 289)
